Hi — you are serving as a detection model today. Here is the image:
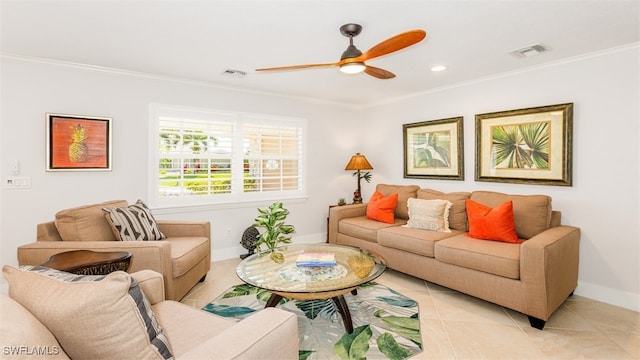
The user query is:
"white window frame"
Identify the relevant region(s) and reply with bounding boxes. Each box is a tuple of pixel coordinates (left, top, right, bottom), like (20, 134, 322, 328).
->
(149, 103, 307, 211)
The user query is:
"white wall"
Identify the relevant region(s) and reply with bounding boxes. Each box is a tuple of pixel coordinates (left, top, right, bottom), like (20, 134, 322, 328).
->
(0, 56, 360, 268)
(1, 44, 638, 312)
(361, 45, 640, 311)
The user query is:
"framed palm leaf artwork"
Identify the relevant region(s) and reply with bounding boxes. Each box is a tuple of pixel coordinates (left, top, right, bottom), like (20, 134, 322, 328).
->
(403, 116, 464, 180)
(475, 103, 573, 186)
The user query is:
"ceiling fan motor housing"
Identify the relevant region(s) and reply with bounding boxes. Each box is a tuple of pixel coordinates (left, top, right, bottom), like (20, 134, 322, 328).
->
(339, 23, 364, 60)
(341, 45, 363, 60)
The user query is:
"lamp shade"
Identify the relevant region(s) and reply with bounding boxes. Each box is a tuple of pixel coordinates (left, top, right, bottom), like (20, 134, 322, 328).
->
(344, 153, 373, 171)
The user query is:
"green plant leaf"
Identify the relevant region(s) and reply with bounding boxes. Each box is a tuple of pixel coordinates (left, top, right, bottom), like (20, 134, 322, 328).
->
(333, 325, 372, 360)
(375, 295, 417, 308)
(295, 298, 333, 320)
(376, 333, 414, 360)
(298, 350, 314, 360)
(378, 316, 421, 345)
(201, 304, 255, 317)
(252, 202, 296, 255)
(221, 283, 261, 298)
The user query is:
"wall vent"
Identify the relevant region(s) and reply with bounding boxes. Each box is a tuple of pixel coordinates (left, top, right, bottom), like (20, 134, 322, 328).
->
(222, 69, 247, 78)
(511, 44, 547, 58)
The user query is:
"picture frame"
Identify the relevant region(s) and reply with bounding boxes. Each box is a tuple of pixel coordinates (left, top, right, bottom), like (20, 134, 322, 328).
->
(403, 116, 464, 180)
(46, 113, 112, 171)
(475, 103, 573, 186)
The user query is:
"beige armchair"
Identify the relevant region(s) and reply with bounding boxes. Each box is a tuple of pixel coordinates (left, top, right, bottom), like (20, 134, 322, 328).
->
(16, 200, 211, 301)
(1, 269, 299, 359)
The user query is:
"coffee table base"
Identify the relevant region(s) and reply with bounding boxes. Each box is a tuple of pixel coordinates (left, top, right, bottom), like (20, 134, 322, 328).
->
(266, 287, 358, 333)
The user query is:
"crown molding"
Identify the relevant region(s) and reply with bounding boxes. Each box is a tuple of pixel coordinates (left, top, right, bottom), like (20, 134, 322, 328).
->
(2, 42, 638, 110)
(366, 42, 640, 108)
(0, 52, 354, 109)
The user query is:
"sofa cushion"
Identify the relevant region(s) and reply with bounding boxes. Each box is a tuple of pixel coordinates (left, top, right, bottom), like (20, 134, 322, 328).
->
(366, 191, 398, 224)
(375, 184, 420, 220)
(55, 200, 128, 241)
(152, 300, 234, 357)
(0, 294, 69, 360)
(103, 200, 166, 241)
(434, 235, 521, 279)
(466, 200, 522, 244)
(2, 266, 173, 360)
(339, 216, 404, 243)
(169, 237, 211, 278)
(378, 226, 464, 257)
(406, 198, 453, 232)
(417, 189, 471, 231)
(470, 191, 552, 239)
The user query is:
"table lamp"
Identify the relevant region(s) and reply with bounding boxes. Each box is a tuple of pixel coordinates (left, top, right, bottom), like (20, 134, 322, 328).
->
(344, 153, 373, 204)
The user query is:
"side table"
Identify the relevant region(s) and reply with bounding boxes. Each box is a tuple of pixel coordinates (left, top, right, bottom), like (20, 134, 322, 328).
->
(41, 250, 132, 275)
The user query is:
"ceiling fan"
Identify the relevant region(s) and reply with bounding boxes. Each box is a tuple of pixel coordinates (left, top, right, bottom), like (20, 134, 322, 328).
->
(255, 23, 426, 79)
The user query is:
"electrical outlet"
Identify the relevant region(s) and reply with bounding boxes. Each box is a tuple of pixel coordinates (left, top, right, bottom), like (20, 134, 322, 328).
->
(226, 228, 232, 237)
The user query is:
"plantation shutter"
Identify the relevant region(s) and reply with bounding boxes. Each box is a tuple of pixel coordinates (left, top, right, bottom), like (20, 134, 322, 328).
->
(153, 104, 306, 205)
(243, 123, 303, 193)
(158, 115, 234, 197)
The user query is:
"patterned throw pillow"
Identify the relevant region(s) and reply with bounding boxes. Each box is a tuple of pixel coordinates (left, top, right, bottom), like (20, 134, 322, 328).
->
(405, 198, 453, 232)
(3, 265, 173, 359)
(103, 200, 166, 241)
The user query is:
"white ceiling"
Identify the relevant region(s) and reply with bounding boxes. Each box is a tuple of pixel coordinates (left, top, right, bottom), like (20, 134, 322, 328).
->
(1, 1, 638, 106)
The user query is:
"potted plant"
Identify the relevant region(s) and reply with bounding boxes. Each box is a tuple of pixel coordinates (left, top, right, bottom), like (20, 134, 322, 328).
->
(253, 202, 295, 263)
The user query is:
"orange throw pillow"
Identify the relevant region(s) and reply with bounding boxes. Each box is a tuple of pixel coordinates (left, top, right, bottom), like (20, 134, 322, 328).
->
(366, 191, 399, 224)
(466, 199, 522, 243)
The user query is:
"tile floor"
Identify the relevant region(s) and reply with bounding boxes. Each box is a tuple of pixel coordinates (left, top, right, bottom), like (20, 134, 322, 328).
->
(182, 258, 639, 359)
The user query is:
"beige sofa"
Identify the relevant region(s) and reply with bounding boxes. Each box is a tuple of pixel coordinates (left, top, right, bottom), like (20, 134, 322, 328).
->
(1, 269, 299, 359)
(328, 184, 581, 329)
(16, 200, 211, 301)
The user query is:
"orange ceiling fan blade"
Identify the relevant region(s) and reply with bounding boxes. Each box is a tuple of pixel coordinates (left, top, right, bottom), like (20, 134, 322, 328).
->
(255, 25, 426, 80)
(364, 65, 395, 79)
(357, 29, 426, 62)
(256, 62, 338, 72)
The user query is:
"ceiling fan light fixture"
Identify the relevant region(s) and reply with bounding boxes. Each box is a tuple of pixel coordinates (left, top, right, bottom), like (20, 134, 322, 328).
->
(339, 62, 366, 74)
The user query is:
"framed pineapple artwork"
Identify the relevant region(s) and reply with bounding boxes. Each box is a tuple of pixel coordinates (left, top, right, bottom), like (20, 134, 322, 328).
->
(46, 113, 112, 171)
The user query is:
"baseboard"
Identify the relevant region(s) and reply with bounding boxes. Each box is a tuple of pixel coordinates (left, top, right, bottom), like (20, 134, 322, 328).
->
(575, 281, 639, 312)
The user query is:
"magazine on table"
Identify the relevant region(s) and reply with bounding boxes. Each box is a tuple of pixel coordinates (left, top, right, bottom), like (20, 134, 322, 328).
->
(296, 252, 336, 267)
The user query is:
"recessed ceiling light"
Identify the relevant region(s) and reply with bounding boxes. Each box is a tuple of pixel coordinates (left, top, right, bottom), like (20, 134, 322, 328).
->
(430, 65, 447, 72)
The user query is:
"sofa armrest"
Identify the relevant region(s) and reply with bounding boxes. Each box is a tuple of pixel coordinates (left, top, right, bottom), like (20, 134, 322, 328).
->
(37, 222, 63, 241)
(328, 204, 368, 244)
(520, 225, 581, 320)
(179, 307, 298, 360)
(131, 270, 165, 305)
(157, 220, 210, 239)
(17, 241, 173, 286)
(18, 241, 172, 271)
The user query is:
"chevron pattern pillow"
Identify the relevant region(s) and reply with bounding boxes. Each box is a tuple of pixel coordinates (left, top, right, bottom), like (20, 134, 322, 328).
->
(103, 200, 166, 241)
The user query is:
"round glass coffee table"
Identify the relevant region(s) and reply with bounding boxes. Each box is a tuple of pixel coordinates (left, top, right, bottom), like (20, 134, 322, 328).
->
(236, 243, 386, 333)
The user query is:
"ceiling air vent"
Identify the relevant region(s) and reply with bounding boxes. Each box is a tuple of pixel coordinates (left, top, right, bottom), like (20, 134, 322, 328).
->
(511, 44, 547, 58)
(222, 69, 247, 78)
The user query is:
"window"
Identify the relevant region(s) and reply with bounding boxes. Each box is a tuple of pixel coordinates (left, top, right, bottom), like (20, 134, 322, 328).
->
(150, 104, 306, 208)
